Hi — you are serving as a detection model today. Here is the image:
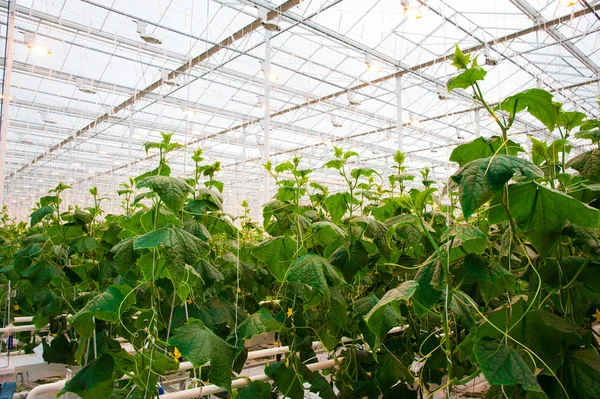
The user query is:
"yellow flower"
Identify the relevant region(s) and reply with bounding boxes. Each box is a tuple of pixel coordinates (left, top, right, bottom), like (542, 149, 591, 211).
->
(237, 287, 241, 293)
(186, 298, 193, 304)
(287, 308, 293, 317)
(366, 371, 372, 378)
(12, 304, 19, 311)
(169, 347, 182, 362)
(593, 308, 600, 323)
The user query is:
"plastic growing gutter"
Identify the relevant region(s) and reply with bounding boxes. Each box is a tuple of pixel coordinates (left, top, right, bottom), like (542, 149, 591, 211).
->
(25, 326, 406, 398)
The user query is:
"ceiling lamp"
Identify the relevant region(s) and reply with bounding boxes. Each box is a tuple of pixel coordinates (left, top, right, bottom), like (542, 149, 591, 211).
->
(330, 115, 342, 128)
(559, 0, 577, 6)
(365, 54, 382, 74)
(347, 92, 361, 106)
(437, 87, 449, 100)
(456, 128, 465, 140)
(181, 106, 196, 116)
(401, 1, 423, 20)
(136, 21, 162, 45)
(40, 112, 57, 124)
(261, 62, 279, 81)
(259, 9, 281, 32)
(483, 48, 498, 66)
(162, 70, 180, 87)
(24, 32, 51, 55)
(76, 78, 97, 94)
(409, 112, 421, 126)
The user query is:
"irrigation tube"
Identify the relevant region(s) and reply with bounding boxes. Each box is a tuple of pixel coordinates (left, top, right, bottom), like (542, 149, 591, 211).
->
(160, 358, 344, 399)
(25, 327, 406, 398)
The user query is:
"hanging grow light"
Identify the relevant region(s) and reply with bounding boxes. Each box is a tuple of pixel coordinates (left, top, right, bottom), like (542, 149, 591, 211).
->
(40, 112, 57, 124)
(76, 79, 97, 94)
(559, 0, 577, 6)
(330, 115, 342, 128)
(24, 32, 51, 55)
(162, 70, 180, 87)
(136, 21, 162, 45)
(259, 8, 281, 32)
(401, 1, 423, 20)
(347, 92, 361, 106)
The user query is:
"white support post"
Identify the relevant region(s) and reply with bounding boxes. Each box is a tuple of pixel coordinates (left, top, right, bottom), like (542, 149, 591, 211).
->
(0, 0, 16, 206)
(474, 109, 481, 137)
(242, 125, 247, 202)
(396, 75, 403, 152)
(262, 29, 272, 204)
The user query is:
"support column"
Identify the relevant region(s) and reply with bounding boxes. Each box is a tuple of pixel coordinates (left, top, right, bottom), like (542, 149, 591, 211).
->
(242, 126, 247, 202)
(474, 109, 481, 137)
(396, 75, 403, 152)
(0, 0, 16, 206)
(262, 29, 272, 204)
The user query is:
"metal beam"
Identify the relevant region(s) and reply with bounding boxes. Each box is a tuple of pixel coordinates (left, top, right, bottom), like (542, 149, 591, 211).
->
(510, 0, 599, 75)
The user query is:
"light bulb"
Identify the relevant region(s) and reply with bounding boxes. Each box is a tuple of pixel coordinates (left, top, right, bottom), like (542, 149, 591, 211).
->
(404, 7, 423, 20)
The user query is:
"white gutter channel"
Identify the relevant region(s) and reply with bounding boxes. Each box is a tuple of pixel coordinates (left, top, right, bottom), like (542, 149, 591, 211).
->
(26, 326, 406, 398)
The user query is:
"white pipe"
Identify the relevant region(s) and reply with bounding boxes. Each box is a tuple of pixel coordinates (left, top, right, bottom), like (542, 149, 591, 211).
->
(262, 28, 272, 204)
(161, 357, 344, 399)
(26, 381, 66, 399)
(0, 324, 48, 334)
(396, 75, 403, 152)
(13, 316, 34, 323)
(0, 0, 15, 205)
(25, 326, 408, 398)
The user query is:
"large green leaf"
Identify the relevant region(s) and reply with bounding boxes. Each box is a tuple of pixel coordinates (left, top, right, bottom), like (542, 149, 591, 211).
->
(464, 254, 515, 303)
(136, 175, 192, 214)
(169, 318, 237, 391)
(566, 149, 600, 182)
(442, 224, 487, 254)
(563, 348, 600, 399)
(489, 182, 600, 257)
(451, 155, 543, 217)
(70, 236, 99, 253)
(329, 240, 369, 283)
(20, 259, 63, 292)
(450, 136, 524, 167)
(447, 67, 487, 91)
(253, 235, 298, 281)
(412, 259, 443, 316)
(311, 221, 346, 247)
(110, 238, 140, 274)
(59, 353, 116, 399)
(365, 280, 418, 332)
(134, 227, 210, 285)
(323, 192, 355, 222)
(231, 308, 281, 344)
(557, 111, 586, 131)
(286, 254, 343, 302)
(498, 88, 557, 132)
(236, 381, 272, 399)
(474, 339, 542, 392)
(30, 205, 54, 226)
(353, 215, 392, 258)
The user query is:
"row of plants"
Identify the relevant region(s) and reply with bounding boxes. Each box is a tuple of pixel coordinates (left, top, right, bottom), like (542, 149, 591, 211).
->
(1, 45, 600, 399)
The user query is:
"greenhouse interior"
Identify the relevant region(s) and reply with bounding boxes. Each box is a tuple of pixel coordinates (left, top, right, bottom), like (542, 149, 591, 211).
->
(1, 0, 600, 398)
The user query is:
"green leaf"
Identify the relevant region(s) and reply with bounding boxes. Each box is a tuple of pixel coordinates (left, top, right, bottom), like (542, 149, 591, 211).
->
(329, 240, 368, 284)
(265, 360, 309, 399)
(111, 238, 140, 274)
(30, 206, 54, 226)
(442, 224, 487, 254)
(447, 68, 487, 91)
(134, 227, 210, 286)
(236, 381, 272, 399)
(323, 192, 352, 222)
(43, 335, 78, 365)
(489, 182, 600, 257)
(563, 348, 600, 399)
(185, 199, 219, 215)
(253, 235, 298, 282)
(376, 352, 415, 388)
(450, 136, 525, 167)
(498, 88, 557, 132)
(474, 339, 542, 392)
(311, 221, 346, 247)
(412, 260, 442, 316)
(59, 353, 116, 399)
(451, 155, 543, 217)
(21, 259, 64, 292)
(567, 149, 600, 182)
(136, 176, 192, 214)
(450, 44, 471, 70)
(353, 215, 392, 258)
(169, 318, 237, 392)
(71, 285, 135, 328)
(464, 254, 515, 303)
(365, 280, 418, 329)
(557, 111, 586, 131)
(232, 308, 281, 343)
(70, 236, 99, 253)
(287, 254, 342, 302)
(575, 128, 600, 143)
